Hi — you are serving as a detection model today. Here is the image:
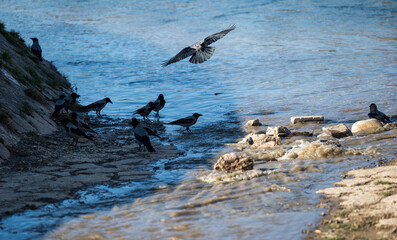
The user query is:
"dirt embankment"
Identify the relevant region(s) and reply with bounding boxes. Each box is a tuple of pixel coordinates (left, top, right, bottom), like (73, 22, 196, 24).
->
(306, 159, 397, 240)
(0, 117, 181, 217)
(0, 22, 70, 161)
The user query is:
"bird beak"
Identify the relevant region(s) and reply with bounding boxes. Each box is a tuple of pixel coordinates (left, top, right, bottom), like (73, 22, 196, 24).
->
(110, 100, 113, 104)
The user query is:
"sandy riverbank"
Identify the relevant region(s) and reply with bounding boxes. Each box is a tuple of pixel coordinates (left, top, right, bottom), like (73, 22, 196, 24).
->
(306, 158, 397, 239)
(0, 117, 181, 218)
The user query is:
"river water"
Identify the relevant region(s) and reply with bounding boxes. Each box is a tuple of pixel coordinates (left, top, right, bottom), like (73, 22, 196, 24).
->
(0, 0, 396, 239)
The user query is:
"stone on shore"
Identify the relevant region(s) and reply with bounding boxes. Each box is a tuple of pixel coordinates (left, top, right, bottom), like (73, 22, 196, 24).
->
(322, 124, 352, 138)
(240, 133, 280, 148)
(244, 119, 262, 127)
(266, 126, 291, 137)
(214, 153, 253, 171)
(291, 115, 324, 124)
(351, 119, 383, 134)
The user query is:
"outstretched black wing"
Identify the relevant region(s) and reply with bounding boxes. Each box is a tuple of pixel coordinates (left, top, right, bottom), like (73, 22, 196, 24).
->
(162, 47, 196, 67)
(203, 25, 236, 47)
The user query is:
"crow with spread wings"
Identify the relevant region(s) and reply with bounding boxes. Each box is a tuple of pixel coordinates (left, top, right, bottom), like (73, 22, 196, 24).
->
(162, 25, 236, 67)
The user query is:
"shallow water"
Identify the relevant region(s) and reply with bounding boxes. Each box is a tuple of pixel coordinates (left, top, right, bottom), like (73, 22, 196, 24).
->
(0, 0, 396, 239)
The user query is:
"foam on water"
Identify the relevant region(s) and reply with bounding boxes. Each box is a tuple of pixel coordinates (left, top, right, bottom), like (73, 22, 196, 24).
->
(198, 169, 269, 184)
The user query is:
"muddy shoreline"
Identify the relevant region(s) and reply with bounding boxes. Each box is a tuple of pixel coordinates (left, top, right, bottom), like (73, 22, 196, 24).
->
(0, 117, 181, 218)
(305, 158, 397, 239)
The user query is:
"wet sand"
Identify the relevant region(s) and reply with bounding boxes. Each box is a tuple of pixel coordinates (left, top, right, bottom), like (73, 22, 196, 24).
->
(0, 117, 181, 217)
(306, 158, 397, 239)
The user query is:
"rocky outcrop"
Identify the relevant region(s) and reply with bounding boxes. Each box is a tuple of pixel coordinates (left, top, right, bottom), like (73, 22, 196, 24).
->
(351, 119, 383, 134)
(214, 152, 253, 171)
(322, 123, 352, 138)
(0, 22, 71, 161)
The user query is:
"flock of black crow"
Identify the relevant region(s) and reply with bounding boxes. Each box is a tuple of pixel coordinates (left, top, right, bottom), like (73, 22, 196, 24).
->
(29, 24, 392, 153)
(31, 25, 238, 152)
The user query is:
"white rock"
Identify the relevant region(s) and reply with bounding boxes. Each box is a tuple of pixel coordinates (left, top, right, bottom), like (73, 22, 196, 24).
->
(351, 119, 383, 134)
(244, 119, 262, 127)
(242, 133, 280, 148)
(214, 152, 253, 171)
(291, 116, 324, 124)
(238, 136, 254, 145)
(266, 126, 291, 137)
(322, 123, 352, 138)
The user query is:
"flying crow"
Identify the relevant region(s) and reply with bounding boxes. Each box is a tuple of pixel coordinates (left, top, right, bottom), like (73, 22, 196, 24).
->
(64, 119, 93, 146)
(131, 118, 156, 152)
(162, 25, 235, 66)
(51, 94, 66, 118)
(368, 103, 392, 124)
(153, 94, 166, 118)
(70, 112, 97, 134)
(134, 102, 155, 120)
(168, 113, 202, 133)
(30, 37, 43, 61)
(81, 97, 112, 116)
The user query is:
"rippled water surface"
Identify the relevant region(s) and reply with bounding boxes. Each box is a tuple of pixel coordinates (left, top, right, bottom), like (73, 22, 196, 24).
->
(0, 0, 396, 239)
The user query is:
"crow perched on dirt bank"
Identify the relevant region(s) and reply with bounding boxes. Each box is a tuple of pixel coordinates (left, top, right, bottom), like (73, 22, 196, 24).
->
(30, 37, 42, 61)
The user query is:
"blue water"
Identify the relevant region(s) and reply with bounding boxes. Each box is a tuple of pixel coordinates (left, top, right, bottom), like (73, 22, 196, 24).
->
(0, 0, 396, 239)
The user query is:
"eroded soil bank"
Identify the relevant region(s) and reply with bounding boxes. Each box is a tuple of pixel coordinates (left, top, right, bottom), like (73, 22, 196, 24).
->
(0, 117, 181, 218)
(306, 159, 397, 240)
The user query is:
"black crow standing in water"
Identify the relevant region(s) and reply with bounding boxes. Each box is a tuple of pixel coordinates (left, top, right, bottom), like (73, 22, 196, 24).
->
(162, 25, 235, 66)
(81, 97, 113, 116)
(30, 37, 43, 61)
(134, 102, 155, 120)
(130, 118, 158, 152)
(168, 113, 202, 133)
(153, 94, 166, 118)
(70, 112, 97, 134)
(64, 119, 93, 146)
(368, 103, 392, 124)
(51, 94, 66, 118)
